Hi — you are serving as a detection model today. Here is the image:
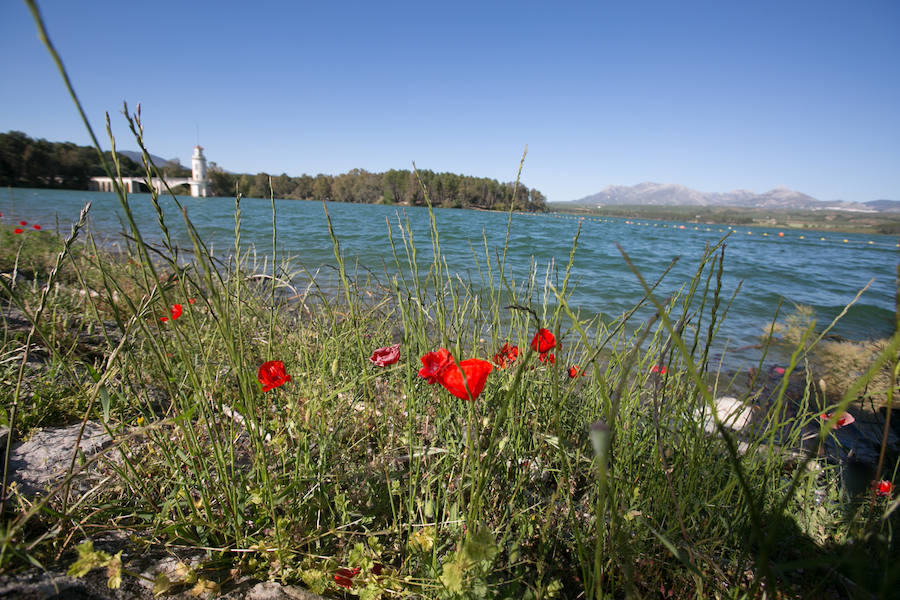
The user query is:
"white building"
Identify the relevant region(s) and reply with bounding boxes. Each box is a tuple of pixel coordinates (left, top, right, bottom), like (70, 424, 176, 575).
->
(90, 145, 212, 198)
(190, 145, 209, 198)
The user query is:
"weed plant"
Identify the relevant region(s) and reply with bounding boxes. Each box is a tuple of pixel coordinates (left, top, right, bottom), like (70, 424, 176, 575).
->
(0, 3, 897, 598)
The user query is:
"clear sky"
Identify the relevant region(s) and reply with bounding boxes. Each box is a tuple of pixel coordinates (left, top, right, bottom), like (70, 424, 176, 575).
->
(1, 0, 898, 203)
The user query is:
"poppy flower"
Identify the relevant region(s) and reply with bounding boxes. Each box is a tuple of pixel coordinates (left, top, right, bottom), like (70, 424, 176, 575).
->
(530, 328, 556, 353)
(650, 364, 667, 375)
(493, 343, 519, 368)
(258, 360, 291, 392)
(538, 352, 555, 364)
(873, 479, 893, 498)
(188, 298, 197, 304)
(370, 343, 401, 366)
(821, 412, 855, 429)
(568, 365, 579, 378)
(19, 221, 27, 226)
(418, 349, 492, 401)
(438, 358, 493, 400)
(160, 303, 183, 322)
(773, 366, 786, 375)
(32, 224, 41, 230)
(418, 348, 454, 383)
(333, 566, 360, 589)
(13, 228, 23, 234)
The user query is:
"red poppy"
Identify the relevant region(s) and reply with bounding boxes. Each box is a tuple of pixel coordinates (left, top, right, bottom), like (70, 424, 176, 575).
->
(333, 566, 360, 588)
(650, 364, 667, 375)
(32, 224, 41, 230)
(493, 343, 519, 368)
(160, 303, 183, 322)
(13, 228, 23, 234)
(773, 366, 786, 375)
(538, 352, 555, 364)
(568, 365, 579, 378)
(369, 343, 401, 366)
(821, 412, 855, 429)
(188, 298, 197, 304)
(873, 479, 893, 498)
(438, 358, 493, 400)
(530, 328, 556, 353)
(19, 221, 27, 226)
(418, 349, 492, 401)
(258, 360, 291, 392)
(418, 348, 454, 383)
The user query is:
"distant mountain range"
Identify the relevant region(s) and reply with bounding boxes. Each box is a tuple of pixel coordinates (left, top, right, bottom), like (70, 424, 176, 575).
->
(570, 182, 900, 213)
(117, 150, 183, 168)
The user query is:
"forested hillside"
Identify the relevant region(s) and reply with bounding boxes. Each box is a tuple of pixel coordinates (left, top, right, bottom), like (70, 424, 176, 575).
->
(0, 131, 546, 211)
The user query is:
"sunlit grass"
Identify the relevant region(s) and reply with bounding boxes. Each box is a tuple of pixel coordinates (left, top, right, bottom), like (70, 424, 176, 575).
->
(0, 2, 896, 597)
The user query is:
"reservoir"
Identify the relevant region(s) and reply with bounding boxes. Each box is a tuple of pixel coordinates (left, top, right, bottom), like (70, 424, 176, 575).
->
(4, 188, 896, 367)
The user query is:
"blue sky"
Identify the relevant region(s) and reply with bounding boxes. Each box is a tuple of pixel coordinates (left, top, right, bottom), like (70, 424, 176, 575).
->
(1, 0, 898, 202)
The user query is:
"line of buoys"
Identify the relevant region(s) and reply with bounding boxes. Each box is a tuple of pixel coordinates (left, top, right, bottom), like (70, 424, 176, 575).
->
(542, 214, 894, 248)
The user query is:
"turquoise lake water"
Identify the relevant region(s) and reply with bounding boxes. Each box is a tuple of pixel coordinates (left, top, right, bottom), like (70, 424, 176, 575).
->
(3, 188, 897, 367)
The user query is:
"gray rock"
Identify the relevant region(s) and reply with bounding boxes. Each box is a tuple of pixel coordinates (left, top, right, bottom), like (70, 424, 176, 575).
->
(6, 421, 112, 496)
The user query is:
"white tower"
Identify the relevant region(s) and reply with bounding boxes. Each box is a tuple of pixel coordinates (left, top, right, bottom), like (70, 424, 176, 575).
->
(190, 145, 209, 197)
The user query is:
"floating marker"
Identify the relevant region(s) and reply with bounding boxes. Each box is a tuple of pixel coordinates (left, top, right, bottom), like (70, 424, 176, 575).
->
(843, 239, 848, 243)
(799, 235, 804, 239)
(778, 232, 784, 237)
(868, 241, 873, 244)
(763, 232, 768, 236)
(820, 237, 826, 241)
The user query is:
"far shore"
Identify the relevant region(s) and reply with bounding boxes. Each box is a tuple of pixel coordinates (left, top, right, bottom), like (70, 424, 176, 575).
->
(551, 202, 900, 236)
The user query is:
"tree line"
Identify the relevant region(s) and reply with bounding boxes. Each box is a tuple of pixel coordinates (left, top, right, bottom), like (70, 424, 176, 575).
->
(1, 131, 547, 212)
(213, 168, 546, 211)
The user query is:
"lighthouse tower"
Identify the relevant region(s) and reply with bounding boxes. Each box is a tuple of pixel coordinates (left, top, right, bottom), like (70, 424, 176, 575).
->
(190, 145, 209, 197)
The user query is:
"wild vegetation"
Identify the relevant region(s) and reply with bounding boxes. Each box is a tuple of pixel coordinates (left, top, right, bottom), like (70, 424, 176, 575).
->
(0, 4, 897, 597)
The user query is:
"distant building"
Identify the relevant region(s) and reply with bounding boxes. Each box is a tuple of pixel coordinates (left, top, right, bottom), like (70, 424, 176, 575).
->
(89, 145, 210, 197)
(190, 145, 208, 198)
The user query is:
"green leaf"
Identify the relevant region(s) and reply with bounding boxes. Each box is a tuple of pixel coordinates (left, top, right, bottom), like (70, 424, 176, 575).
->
(439, 554, 466, 594)
(106, 551, 122, 589)
(99, 386, 110, 424)
(67, 541, 111, 578)
(152, 573, 174, 596)
(461, 523, 498, 564)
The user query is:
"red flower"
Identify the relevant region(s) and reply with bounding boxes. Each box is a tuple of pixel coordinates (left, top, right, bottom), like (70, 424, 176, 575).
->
(439, 358, 493, 400)
(568, 365, 579, 378)
(333, 566, 360, 589)
(418, 348, 454, 383)
(19, 221, 27, 226)
(32, 224, 41, 230)
(160, 303, 183, 322)
(369, 343, 401, 366)
(258, 360, 291, 392)
(530, 328, 556, 353)
(650, 364, 667, 375)
(418, 349, 493, 401)
(188, 297, 197, 304)
(493, 343, 519, 368)
(13, 228, 23, 234)
(873, 479, 893, 498)
(821, 412, 855, 429)
(538, 352, 555, 364)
